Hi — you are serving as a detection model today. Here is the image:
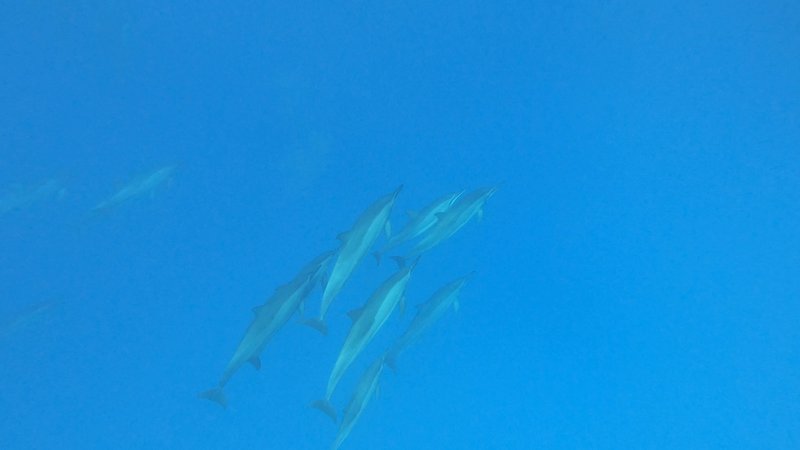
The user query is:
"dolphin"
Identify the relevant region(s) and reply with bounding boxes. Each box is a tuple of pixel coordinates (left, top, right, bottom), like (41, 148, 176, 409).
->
(305, 185, 403, 335)
(312, 261, 416, 420)
(384, 272, 473, 370)
(0, 179, 67, 215)
(91, 165, 175, 213)
(0, 300, 60, 340)
(252, 250, 334, 355)
(372, 190, 463, 264)
(393, 186, 498, 266)
(199, 250, 333, 407)
(328, 356, 386, 450)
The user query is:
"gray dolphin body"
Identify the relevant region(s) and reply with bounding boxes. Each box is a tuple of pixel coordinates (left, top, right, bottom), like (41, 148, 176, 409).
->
(0, 301, 60, 340)
(313, 262, 415, 420)
(385, 272, 473, 370)
(396, 186, 498, 265)
(305, 185, 403, 335)
(0, 179, 67, 215)
(200, 251, 333, 407)
(373, 190, 463, 264)
(92, 165, 175, 213)
(329, 356, 386, 450)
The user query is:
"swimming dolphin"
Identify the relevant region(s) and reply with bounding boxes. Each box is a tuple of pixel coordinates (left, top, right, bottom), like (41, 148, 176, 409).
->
(384, 272, 473, 370)
(373, 190, 463, 264)
(328, 356, 386, 450)
(0, 179, 67, 215)
(312, 261, 416, 420)
(0, 300, 60, 340)
(305, 185, 403, 335)
(199, 251, 333, 407)
(394, 186, 498, 266)
(91, 165, 175, 213)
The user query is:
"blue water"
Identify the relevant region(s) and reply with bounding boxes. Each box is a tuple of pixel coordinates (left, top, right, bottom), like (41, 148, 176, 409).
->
(1, 1, 799, 449)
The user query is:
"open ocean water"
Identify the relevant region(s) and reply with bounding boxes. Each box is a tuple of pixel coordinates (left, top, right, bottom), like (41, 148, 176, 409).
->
(1, 2, 798, 449)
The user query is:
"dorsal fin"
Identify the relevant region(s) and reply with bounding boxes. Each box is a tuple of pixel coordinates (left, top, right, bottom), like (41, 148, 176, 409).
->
(384, 220, 392, 238)
(337, 231, 351, 242)
(406, 210, 418, 219)
(249, 356, 261, 370)
(347, 307, 364, 322)
(320, 272, 328, 289)
(453, 299, 460, 313)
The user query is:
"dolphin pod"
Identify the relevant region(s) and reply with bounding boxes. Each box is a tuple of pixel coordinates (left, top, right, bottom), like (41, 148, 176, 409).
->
(2, 161, 498, 449)
(191, 183, 496, 449)
(0, 165, 178, 219)
(393, 185, 499, 266)
(372, 190, 463, 264)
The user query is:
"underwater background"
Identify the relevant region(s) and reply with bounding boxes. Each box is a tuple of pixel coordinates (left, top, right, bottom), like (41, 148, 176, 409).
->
(1, 1, 798, 449)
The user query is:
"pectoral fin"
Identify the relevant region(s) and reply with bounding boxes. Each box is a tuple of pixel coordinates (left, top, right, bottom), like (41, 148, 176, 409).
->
(249, 356, 261, 370)
(320, 272, 328, 289)
(347, 307, 364, 322)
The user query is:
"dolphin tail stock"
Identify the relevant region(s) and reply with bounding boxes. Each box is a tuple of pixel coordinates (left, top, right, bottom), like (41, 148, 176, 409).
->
(390, 255, 406, 268)
(311, 399, 338, 423)
(198, 387, 228, 408)
(303, 318, 329, 336)
(384, 352, 398, 373)
(331, 434, 346, 450)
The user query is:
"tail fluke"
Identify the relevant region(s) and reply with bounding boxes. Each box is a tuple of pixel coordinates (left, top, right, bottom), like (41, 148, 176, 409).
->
(198, 387, 228, 408)
(311, 399, 338, 423)
(391, 256, 406, 268)
(384, 353, 398, 372)
(303, 318, 329, 336)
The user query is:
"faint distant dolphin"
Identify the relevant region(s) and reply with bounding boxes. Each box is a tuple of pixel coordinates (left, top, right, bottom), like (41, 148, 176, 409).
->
(0, 179, 67, 215)
(328, 356, 386, 450)
(384, 272, 473, 370)
(312, 261, 416, 420)
(91, 165, 176, 213)
(0, 300, 60, 340)
(199, 251, 333, 407)
(305, 185, 403, 335)
(394, 186, 498, 266)
(373, 190, 463, 264)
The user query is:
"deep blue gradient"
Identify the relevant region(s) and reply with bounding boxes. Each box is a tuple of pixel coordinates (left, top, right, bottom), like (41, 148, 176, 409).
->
(1, 1, 798, 449)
